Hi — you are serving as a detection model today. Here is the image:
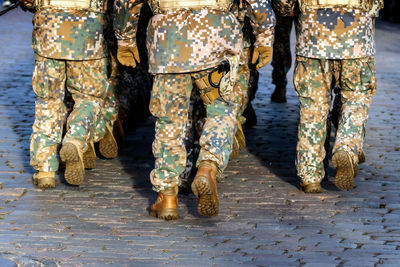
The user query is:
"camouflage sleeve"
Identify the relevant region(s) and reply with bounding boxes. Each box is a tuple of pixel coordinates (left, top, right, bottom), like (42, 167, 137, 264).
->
(271, 0, 296, 17)
(245, 0, 276, 47)
(113, 0, 145, 47)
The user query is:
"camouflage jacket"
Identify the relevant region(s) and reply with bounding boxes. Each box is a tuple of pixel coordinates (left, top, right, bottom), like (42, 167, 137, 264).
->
(114, 1, 275, 74)
(32, 8, 107, 60)
(275, 0, 378, 59)
(232, 1, 276, 49)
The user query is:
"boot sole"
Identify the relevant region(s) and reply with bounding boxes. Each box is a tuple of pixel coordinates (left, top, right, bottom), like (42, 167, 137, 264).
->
(332, 151, 355, 190)
(150, 208, 178, 220)
(60, 143, 85, 186)
(99, 136, 118, 159)
(191, 176, 219, 216)
(83, 146, 96, 169)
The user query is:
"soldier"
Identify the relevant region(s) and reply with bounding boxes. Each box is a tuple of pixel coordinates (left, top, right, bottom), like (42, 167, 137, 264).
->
(270, 0, 296, 103)
(115, 0, 275, 220)
(19, 0, 110, 188)
(277, 0, 383, 193)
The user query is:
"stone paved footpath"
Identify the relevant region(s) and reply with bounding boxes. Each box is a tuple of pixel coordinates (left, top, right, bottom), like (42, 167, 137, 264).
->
(0, 9, 399, 267)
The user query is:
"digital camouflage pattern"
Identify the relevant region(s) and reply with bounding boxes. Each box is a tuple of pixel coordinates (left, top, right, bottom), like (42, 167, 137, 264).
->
(236, 48, 251, 124)
(149, 70, 239, 192)
(294, 56, 376, 184)
(295, 8, 375, 59)
(30, 55, 109, 172)
(275, 1, 377, 59)
(114, 0, 275, 74)
(271, 14, 293, 88)
(32, 9, 107, 60)
(94, 55, 119, 143)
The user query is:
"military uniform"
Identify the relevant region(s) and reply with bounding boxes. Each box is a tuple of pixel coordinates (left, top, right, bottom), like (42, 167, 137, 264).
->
(179, 1, 266, 186)
(28, 0, 110, 188)
(115, 0, 275, 218)
(277, 0, 383, 192)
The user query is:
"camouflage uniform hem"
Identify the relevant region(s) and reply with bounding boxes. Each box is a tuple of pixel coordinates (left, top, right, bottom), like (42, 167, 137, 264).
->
(254, 28, 274, 48)
(117, 39, 137, 48)
(149, 61, 222, 75)
(32, 164, 59, 173)
(151, 179, 181, 193)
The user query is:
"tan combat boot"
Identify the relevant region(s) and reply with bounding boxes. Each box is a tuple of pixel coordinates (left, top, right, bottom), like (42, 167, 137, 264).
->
(358, 150, 366, 164)
(300, 182, 322, 193)
(230, 122, 246, 159)
(83, 141, 96, 169)
(332, 150, 358, 190)
(150, 186, 179, 220)
(99, 124, 118, 159)
(59, 141, 85, 185)
(33, 171, 56, 189)
(191, 160, 219, 216)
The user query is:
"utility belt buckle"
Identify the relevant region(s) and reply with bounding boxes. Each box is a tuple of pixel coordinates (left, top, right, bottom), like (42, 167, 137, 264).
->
(199, 61, 230, 105)
(208, 60, 230, 88)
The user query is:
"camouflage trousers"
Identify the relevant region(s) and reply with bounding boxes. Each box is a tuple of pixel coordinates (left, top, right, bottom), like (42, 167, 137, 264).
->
(294, 56, 377, 184)
(179, 89, 204, 184)
(30, 55, 109, 172)
(179, 58, 250, 184)
(150, 69, 239, 192)
(93, 56, 119, 143)
(271, 15, 294, 88)
(63, 76, 117, 144)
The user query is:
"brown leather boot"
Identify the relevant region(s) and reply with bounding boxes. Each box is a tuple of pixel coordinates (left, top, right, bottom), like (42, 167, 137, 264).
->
(150, 186, 178, 220)
(33, 171, 56, 189)
(358, 150, 366, 164)
(60, 141, 85, 186)
(230, 121, 246, 160)
(99, 124, 118, 159)
(332, 150, 358, 190)
(83, 141, 96, 169)
(191, 160, 219, 216)
(300, 182, 322, 193)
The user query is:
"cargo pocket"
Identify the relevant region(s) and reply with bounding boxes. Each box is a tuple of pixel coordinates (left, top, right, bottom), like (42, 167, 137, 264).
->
(293, 56, 310, 97)
(32, 56, 65, 99)
(360, 56, 377, 94)
(149, 75, 164, 118)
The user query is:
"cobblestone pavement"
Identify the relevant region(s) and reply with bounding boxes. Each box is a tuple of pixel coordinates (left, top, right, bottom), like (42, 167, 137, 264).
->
(0, 10, 399, 267)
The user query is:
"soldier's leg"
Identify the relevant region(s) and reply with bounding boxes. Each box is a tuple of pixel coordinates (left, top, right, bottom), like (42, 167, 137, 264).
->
(294, 56, 333, 193)
(231, 54, 250, 158)
(242, 64, 259, 127)
(30, 55, 66, 189)
(96, 76, 119, 159)
(191, 68, 239, 216)
(179, 88, 204, 192)
(150, 73, 192, 220)
(332, 57, 377, 190)
(236, 48, 251, 125)
(95, 55, 120, 159)
(271, 15, 293, 103)
(60, 58, 109, 186)
(81, 78, 118, 169)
